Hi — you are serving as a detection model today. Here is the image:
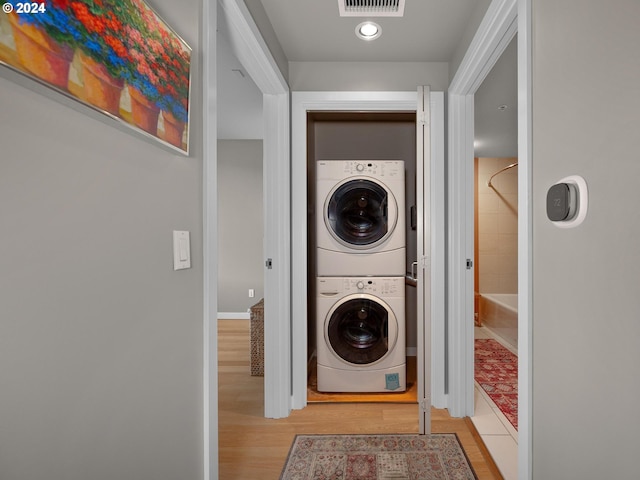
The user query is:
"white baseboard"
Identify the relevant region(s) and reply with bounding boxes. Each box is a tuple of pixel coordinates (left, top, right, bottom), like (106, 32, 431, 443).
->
(218, 312, 250, 320)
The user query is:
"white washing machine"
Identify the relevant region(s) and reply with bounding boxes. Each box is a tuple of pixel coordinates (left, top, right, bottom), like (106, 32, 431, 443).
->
(316, 276, 406, 392)
(316, 160, 405, 276)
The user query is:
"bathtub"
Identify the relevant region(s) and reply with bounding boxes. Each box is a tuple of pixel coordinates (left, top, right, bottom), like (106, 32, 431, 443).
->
(479, 293, 518, 349)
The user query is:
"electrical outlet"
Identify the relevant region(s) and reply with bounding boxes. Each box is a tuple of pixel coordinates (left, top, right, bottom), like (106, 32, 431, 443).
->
(248, 289, 255, 298)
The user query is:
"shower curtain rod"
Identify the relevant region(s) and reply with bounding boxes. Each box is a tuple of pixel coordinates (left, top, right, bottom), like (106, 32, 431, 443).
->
(487, 162, 518, 188)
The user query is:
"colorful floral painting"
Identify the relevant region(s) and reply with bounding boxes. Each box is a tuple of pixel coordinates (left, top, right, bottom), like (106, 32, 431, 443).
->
(0, 0, 191, 153)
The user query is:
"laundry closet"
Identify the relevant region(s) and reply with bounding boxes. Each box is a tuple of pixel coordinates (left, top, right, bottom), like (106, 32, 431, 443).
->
(306, 112, 418, 402)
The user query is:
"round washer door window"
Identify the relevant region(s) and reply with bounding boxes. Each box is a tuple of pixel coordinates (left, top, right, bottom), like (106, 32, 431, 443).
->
(326, 297, 391, 365)
(326, 179, 392, 248)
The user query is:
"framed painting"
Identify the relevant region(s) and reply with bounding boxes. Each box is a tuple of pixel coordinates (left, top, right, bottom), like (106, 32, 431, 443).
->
(0, 0, 191, 154)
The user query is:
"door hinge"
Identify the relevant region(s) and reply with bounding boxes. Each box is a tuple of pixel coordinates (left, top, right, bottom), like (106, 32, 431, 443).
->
(265, 258, 273, 269)
(420, 255, 429, 269)
(419, 397, 430, 413)
(466, 259, 473, 270)
(417, 111, 426, 126)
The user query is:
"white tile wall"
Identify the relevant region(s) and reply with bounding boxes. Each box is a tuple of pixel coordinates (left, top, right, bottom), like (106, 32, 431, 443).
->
(477, 158, 518, 294)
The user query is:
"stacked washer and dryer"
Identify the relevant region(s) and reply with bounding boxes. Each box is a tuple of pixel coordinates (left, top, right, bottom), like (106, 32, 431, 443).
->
(315, 160, 406, 393)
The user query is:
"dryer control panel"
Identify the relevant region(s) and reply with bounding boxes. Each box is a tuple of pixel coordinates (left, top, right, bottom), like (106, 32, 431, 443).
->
(343, 161, 403, 178)
(317, 277, 403, 296)
(317, 160, 404, 179)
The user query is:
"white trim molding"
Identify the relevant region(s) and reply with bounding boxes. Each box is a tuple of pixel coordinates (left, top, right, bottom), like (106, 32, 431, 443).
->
(429, 92, 447, 410)
(449, 0, 518, 95)
(447, 0, 517, 418)
(446, 91, 476, 418)
(291, 92, 417, 410)
(291, 91, 447, 414)
(217, 312, 251, 320)
(447, 0, 531, 478)
(262, 92, 291, 418)
(202, 1, 217, 478)
(517, 1, 533, 478)
(218, 0, 287, 94)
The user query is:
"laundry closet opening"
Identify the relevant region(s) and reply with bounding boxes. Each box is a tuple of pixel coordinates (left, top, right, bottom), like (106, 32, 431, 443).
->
(306, 111, 418, 404)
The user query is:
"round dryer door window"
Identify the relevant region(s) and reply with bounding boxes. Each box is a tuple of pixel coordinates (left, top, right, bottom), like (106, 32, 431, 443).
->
(326, 179, 395, 248)
(326, 297, 393, 365)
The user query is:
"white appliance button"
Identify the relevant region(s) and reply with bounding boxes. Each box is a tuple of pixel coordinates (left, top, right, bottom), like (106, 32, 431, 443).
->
(356, 281, 365, 290)
(356, 163, 365, 172)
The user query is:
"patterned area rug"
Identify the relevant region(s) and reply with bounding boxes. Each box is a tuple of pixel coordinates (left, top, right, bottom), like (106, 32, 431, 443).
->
(474, 338, 518, 430)
(280, 434, 477, 480)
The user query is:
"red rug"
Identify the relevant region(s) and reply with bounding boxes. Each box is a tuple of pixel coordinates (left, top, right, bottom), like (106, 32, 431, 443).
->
(474, 338, 518, 430)
(280, 434, 477, 479)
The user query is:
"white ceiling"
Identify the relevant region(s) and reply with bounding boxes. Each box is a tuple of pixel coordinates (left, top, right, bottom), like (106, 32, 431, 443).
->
(218, 0, 518, 157)
(258, 0, 477, 62)
(474, 35, 518, 158)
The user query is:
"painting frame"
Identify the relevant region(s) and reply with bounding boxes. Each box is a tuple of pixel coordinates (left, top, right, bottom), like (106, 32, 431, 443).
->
(0, 0, 192, 155)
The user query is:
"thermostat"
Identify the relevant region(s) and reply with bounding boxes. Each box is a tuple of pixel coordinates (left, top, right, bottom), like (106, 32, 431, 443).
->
(546, 175, 588, 228)
(547, 183, 577, 221)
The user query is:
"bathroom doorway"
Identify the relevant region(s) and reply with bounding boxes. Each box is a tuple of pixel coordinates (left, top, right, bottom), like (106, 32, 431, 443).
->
(471, 35, 519, 478)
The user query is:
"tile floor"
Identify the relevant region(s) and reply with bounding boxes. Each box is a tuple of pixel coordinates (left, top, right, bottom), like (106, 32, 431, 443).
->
(472, 326, 518, 480)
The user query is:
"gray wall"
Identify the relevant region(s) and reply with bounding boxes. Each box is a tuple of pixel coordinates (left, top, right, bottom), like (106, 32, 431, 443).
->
(0, 1, 204, 478)
(289, 61, 449, 91)
(532, 0, 640, 477)
(217, 140, 264, 314)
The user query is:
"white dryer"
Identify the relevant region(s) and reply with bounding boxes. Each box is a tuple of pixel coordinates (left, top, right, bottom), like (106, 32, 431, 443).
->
(316, 276, 406, 392)
(316, 160, 405, 276)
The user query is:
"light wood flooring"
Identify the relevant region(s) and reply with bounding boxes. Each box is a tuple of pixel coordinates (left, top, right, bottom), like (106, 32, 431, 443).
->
(218, 319, 502, 480)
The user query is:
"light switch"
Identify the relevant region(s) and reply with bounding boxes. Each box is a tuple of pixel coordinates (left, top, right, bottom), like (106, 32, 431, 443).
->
(173, 231, 191, 270)
(179, 238, 188, 261)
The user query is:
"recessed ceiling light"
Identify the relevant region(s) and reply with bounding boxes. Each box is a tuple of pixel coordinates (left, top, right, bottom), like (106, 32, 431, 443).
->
(356, 21, 382, 41)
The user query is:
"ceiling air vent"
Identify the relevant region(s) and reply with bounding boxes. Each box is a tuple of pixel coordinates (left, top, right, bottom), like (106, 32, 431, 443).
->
(338, 0, 406, 17)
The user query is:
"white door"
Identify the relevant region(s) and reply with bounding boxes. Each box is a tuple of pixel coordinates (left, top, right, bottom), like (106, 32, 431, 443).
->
(415, 87, 446, 433)
(416, 86, 432, 433)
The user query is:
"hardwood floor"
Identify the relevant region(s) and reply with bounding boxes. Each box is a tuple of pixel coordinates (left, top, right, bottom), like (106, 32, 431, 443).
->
(218, 319, 502, 479)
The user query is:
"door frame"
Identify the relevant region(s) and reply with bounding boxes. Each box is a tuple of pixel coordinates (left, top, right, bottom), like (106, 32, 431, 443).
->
(202, 2, 216, 477)
(447, 0, 531, 478)
(291, 91, 446, 411)
(215, 0, 291, 424)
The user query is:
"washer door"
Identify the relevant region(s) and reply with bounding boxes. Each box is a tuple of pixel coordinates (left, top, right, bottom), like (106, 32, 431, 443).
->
(326, 294, 397, 366)
(325, 178, 398, 249)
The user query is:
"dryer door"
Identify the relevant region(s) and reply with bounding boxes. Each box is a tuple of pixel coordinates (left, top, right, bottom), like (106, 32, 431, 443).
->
(326, 295, 397, 366)
(325, 179, 398, 249)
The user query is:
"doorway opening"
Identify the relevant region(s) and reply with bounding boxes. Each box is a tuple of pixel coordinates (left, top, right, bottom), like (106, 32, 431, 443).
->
(305, 112, 418, 405)
(215, 0, 291, 420)
(291, 91, 446, 436)
(216, 7, 266, 436)
(471, 33, 519, 478)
